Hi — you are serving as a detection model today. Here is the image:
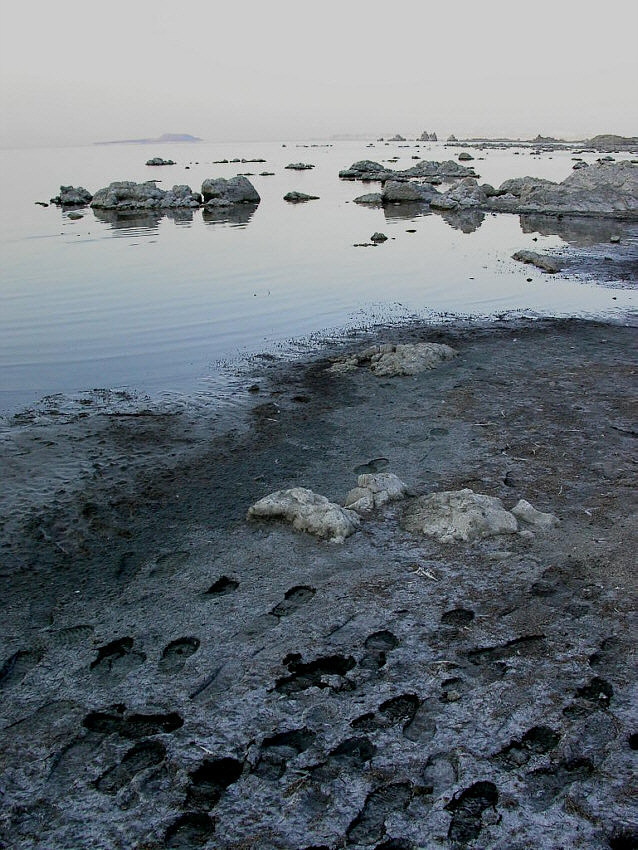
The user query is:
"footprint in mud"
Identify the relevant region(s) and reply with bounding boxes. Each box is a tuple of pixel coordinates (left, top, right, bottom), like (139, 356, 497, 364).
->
(422, 752, 458, 796)
(465, 635, 546, 681)
(150, 550, 190, 579)
(165, 812, 215, 848)
(205, 575, 239, 596)
(354, 457, 390, 475)
(346, 782, 413, 846)
(441, 608, 474, 628)
(525, 758, 594, 811)
(312, 736, 377, 782)
(275, 654, 356, 695)
(94, 739, 166, 794)
(0, 648, 43, 689)
(186, 756, 243, 808)
(48, 734, 104, 786)
(589, 636, 629, 679)
(270, 585, 316, 617)
(352, 694, 420, 734)
(254, 728, 316, 780)
(38, 624, 94, 651)
(159, 637, 200, 673)
(445, 781, 499, 845)
(360, 630, 399, 670)
(492, 726, 560, 770)
(90, 637, 146, 676)
(82, 706, 183, 738)
(563, 677, 614, 717)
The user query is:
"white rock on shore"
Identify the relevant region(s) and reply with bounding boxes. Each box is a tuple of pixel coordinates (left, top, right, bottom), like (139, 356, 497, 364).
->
(247, 487, 360, 543)
(402, 488, 519, 543)
(344, 473, 408, 514)
(330, 342, 457, 377)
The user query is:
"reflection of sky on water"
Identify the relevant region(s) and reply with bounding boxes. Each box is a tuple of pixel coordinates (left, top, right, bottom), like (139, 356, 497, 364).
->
(1, 140, 636, 412)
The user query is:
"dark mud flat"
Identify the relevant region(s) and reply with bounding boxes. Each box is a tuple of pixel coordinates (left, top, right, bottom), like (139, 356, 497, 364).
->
(1, 319, 637, 849)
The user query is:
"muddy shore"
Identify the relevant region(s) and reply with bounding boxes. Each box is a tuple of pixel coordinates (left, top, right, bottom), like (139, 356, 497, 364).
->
(1, 318, 637, 849)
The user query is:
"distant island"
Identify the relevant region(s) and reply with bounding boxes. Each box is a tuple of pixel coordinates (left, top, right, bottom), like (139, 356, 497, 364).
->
(95, 133, 203, 145)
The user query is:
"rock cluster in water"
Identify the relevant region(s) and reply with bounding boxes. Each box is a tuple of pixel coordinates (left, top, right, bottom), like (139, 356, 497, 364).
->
(90, 182, 201, 210)
(419, 131, 438, 141)
(340, 159, 476, 182)
(145, 157, 175, 166)
(429, 162, 638, 218)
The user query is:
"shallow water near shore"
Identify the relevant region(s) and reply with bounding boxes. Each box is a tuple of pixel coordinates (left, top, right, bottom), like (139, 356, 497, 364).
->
(1, 139, 636, 414)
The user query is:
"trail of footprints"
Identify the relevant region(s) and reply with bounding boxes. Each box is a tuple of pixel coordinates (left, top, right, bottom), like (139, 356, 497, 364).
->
(4, 571, 632, 848)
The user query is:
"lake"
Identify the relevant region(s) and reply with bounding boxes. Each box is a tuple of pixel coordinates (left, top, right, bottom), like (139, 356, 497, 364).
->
(1, 139, 635, 414)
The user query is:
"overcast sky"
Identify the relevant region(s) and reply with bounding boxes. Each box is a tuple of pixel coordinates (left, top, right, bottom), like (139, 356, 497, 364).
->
(1, 0, 636, 148)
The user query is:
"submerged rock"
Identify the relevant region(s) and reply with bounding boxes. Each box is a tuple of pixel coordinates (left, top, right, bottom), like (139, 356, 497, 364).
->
(285, 163, 314, 170)
(402, 489, 519, 543)
(344, 473, 408, 514)
(146, 157, 175, 166)
(283, 191, 319, 202)
(329, 342, 457, 377)
(247, 488, 359, 543)
(90, 182, 201, 210)
(201, 176, 260, 204)
(512, 250, 563, 273)
(353, 192, 383, 205)
(51, 186, 93, 206)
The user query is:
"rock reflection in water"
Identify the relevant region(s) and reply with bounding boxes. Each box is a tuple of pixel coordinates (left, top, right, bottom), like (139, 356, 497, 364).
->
(202, 203, 258, 228)
(519, 214, 636, 247)
(440, 209, 486, 234)
(382, 201, 431, 222)
(92, 207, 195, 233)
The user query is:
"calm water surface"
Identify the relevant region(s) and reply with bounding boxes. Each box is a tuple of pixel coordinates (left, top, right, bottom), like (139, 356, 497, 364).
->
(1, 140, 635, 413)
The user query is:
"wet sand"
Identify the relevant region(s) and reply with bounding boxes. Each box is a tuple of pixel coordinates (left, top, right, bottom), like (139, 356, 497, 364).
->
(1, 318, 637, 849)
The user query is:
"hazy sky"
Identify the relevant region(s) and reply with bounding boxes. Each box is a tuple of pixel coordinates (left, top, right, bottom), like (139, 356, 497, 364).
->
(1, 0, 636, 147)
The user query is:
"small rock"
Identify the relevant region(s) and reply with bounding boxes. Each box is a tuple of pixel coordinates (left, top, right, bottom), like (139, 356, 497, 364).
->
(353, 193, 383, 205)
(344, 473, 408, 514)
(283, 191, 319, 202)
(610, 235, 621, 243)
(458, 152, 474, 161)
(511, 499, 559, 530)
(370, 232, 387, 243)
(146, 157, 176, 166)
(67, 212, 83, 220)
(512, 250, 562, 274)
(284, 163, 314, 170)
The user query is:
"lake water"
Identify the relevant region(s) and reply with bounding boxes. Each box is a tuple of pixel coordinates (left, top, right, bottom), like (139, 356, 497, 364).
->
(1, 139, 636, 414)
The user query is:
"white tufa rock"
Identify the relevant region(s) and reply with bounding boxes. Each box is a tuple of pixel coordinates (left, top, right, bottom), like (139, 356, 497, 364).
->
(247, 487, 359, 543)
(344, 473, 408, 514)
(402, 488, 518, 543)
(329, 342, 457, 377)
(511, 499, 559, 530)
